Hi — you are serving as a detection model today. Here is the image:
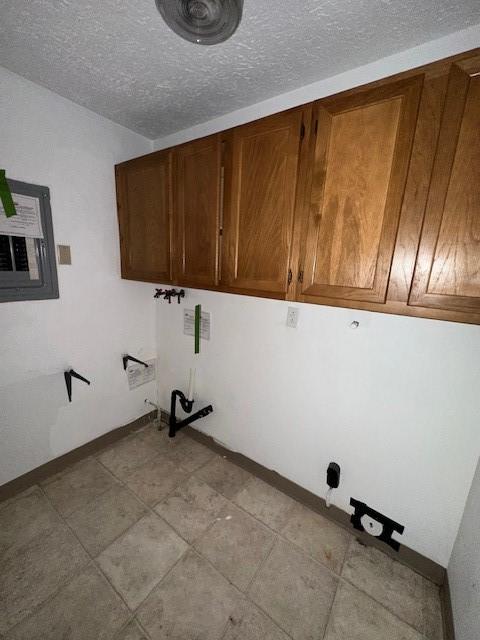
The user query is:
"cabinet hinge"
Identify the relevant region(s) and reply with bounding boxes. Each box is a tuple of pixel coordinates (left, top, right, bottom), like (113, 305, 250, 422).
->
(288, 269, 293, 286)
(298, 270, 304, 284)
(300, 123, 305, 141)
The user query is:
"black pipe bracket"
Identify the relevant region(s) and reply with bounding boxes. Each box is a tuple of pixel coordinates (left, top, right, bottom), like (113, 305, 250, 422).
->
(122, 354, 149, 370)
(64, 369, 91, 403)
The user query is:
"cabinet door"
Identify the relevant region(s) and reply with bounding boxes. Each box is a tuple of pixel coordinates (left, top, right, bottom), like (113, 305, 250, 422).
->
(222, 109, 304, 296)
(173, 135, 221, 288)
(409, 56, 480, 313)
(116, 151, 172, 283)
(299, 77, 422, 304)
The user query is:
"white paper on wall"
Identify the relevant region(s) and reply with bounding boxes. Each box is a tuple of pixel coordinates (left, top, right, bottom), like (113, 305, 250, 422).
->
(26, 238, 40, 280)
(183, 309, 211, 340)
(127, 358, 156, 390)
(0, 193, 44, 238)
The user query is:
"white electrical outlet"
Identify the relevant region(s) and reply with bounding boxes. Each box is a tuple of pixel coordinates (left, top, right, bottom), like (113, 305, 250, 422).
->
(286, 307, 299, 328)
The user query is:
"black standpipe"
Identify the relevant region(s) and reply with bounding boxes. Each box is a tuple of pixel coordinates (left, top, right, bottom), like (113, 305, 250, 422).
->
(169, 389, 213, 438)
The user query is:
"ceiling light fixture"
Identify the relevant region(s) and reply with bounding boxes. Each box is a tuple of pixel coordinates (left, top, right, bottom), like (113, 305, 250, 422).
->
(155, 0, 243, 45)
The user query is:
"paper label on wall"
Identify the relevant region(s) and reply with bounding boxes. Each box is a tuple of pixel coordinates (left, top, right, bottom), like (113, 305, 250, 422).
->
(26, 238, 40, 280)
(0, 193, 43, 238)
(127, 358, 156, 390)
(184, 309, 210, 340)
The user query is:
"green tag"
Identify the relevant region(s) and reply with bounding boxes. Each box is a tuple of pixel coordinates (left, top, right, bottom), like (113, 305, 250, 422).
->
(195, 304, 201, 355)
(0, 170, 16, 218)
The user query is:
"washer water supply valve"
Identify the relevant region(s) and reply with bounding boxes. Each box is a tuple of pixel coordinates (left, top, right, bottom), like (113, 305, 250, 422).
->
(326, 462, 341, 508)
(154, 288, 185, 304)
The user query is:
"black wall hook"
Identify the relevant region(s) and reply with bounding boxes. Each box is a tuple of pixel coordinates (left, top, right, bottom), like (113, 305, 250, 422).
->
(154, 288, 185, 304)
(64, 369, 91, 403)
(122, 354, 149, 371)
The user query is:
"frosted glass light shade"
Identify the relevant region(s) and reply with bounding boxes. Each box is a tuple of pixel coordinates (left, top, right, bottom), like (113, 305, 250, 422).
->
(155, 0, 244, 45)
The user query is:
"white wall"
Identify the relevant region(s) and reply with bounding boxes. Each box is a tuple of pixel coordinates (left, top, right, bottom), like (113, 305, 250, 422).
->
(0, 67, 155, 486)
(154, 25, 480, 568)
(2, 20, 478, 572)
(448, 457, 480, 640)
(156, 291, 480, 568)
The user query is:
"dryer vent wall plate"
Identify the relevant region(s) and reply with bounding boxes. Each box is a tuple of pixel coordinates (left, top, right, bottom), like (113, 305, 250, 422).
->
(156, 0, 244, 45)
(350, 498, 405, 552)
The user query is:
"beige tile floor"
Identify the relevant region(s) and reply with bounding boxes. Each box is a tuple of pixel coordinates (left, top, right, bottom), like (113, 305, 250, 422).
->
(0, 423, 445, 640)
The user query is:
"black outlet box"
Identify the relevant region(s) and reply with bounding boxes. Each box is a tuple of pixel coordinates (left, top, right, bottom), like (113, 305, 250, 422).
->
(327, 462, 341, 488)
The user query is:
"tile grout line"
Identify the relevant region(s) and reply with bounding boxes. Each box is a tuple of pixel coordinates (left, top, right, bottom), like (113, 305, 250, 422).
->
(219, 485, 431, 638)
(38, 484, 138, 623)
(96, 442, 293, 637)
(174, 545, 297, 640)
(321, 569, 342, 640)
(242, 536, 298, 640)
(131, 545, 193, 621)
(133, 615, 155, 640)
(131, 469, 296, 639)
(0, 484, 40, 512)
(6, 483, 135, 636)
(101, 434, 430, 639)
(4, 557, 96, 636)
(113, 615, 154, 640)
(17, 451, 422, 640)
(40, 455, 123, 518)
(191, 465, 432, 638)
(1, 488, 93, 634)
(155, 473, 296, 639)
(87, 437, 246, 627)
(89, 463, 203, 619)
(115, 616, 149, 640)
(94, 448, 218, 546)
(6, 427, 437, 639)
(205, 431, 446, 585)
(244, 532, 278, 594)
(3, 430, 239, 636)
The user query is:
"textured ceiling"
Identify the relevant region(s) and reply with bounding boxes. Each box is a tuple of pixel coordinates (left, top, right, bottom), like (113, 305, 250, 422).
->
(0, 0, 479, 139)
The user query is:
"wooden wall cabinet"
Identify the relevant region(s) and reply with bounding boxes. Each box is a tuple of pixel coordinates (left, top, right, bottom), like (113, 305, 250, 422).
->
(172, 134, 222, 289)
(116, 150, 173, 284)
(298, 76, 423, 304)
(116, 48, 480, 325)
(221, 108, 308, 297)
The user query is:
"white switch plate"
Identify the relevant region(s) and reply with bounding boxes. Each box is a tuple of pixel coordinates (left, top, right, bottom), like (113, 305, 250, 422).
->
(57, 244, 71, 265)
(286, 307, 299, 328)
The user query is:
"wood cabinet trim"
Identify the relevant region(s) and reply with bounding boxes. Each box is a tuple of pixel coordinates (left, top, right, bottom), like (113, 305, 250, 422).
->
(409, 54, 480, 313)
(299, 294, 480, 326)
(386, 73, 450, 304)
